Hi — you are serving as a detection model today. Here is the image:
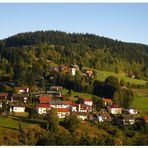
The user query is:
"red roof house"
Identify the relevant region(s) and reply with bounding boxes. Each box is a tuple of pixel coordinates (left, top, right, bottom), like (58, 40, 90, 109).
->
(103, 98, 113, 106)
(0, 93, 8, 99)
(39, 95, 52, 104)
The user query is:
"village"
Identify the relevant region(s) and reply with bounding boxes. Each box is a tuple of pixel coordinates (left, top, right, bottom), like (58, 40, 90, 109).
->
(0, 84, 147, 126)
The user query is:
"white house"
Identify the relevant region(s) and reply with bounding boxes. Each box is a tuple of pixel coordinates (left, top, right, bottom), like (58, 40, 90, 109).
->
(122, 116, 136, 125)
(108, 105, 122, 114)
(15, 87, 29, 94)
(70, 104, 77, 112)
(36, 104, 51, 114)
(70, 68, 76, 76)
(76, 112, 88, 120)
(84, 98, 93, 106)
(10, 106, 25, 112)
(96, 112, 112, 122)
(124, 108, 138, 115)
(77, 104, 92, 112)
(57, 108, 70, 118)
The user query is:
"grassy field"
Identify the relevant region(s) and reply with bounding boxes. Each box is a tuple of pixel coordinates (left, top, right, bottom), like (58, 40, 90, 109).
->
(95, 70, 146, 85)
(131, 89, 148, 113)
(0, 113, 47, 130)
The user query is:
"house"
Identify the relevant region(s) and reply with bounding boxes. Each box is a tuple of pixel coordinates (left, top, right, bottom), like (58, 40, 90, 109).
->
(84, 98, 93, 106)
(63, 100, 73, 107)
(96, 112, 112, 122)
(76, 112, 88, 120)
(57, 108, 70, 118)
(0, 93, 8, 99)
(48, 66, 59, 73)
(121, 115, 135, 125)
(39, 95, 52, 104)
(49, 99, 69, 108)
(144, 116, 148, 123)
(36, 104, 51, 114)
(50, 86, 63, 91)
(70, 104, 78, 112)
(70, 64, 79, 76)
(85, 69, 94, 77)
(10, 106, 25, 112)
(123, 108, 138, 115)
(36, 104, 70, 118)
(15, 87, 29, 94)
(108, 104, 122, 114)
(78, 104, 92, 112)
(11, 94, 29, 103)
(103, 98, 113, 106)
(46, 91, 61, 97)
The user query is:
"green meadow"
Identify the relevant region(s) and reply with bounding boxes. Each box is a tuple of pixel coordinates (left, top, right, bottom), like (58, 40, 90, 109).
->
(95, 70, 146, 85)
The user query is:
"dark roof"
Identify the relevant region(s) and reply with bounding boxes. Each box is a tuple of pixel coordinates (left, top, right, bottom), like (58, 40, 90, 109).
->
(12, 94, 29, 98)
(49, 100, 63, 105)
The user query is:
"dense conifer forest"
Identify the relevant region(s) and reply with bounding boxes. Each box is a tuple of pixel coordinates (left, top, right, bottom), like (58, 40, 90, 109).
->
(0, 30, 148, 81)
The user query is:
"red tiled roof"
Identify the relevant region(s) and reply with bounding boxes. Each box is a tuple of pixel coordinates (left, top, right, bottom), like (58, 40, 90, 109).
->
(57, 108, 70, 113)
(144, 116, 148, 121)
(0, 93, 8, 97)
(63, 100, 73, 105)
(39, 95, 52, 103)
(103, 98, 113, 104)
(36, 104, 51, 108)
(84, 98, 92, 101)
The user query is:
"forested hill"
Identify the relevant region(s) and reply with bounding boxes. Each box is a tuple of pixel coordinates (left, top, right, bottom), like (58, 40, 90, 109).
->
(0, 30, 148, 80)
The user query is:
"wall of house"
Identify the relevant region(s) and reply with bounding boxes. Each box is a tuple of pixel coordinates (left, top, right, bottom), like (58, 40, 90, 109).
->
(37, 107, 51, 114)
(57, 112, 70, 118)
(13, 107, 25, 112)
(84, 101, 92, 106)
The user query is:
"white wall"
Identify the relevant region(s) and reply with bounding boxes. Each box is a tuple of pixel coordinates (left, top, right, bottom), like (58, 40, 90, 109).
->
(13, 107, 25, 112)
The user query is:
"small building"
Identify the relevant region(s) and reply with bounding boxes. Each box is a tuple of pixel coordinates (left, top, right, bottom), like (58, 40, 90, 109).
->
(49, 99, 69, 108)
(76, 112, 88, 120)
(0, 93, 8, 99)
(123, 108, 138, 115)
(39, 95, 52, 104)
(57, 108, 70, 118)
(50, 86, 63, 91)
(15, 87, 29, 94)
(96, 112, 112, 122)
(144, 116, 148, 123)
(10, 106, 25, 112)
(122, 115, 136, 125)
(78, 104, 92, 112)
(36, 104, 51, 114)
(103, 98, 113, 106)
(108, 104, 122, 114)
(84, 98, 93, 106)
(70, 104, 77, 112)
(85, 70, 94, 77)
(46, 91, 61, 97)
(11, 94, 29, 103)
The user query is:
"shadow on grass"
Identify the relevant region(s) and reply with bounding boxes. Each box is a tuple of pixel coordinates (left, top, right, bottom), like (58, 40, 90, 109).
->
(11, 117, 47, 129)
(0, 125, 18, 131)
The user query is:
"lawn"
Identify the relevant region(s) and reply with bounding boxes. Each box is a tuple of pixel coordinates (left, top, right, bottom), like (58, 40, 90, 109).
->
(0, 114, 47, 130)
(95, 70, 146, 85)
(131, 96, 148, 113)
(130, 88, 148, 113)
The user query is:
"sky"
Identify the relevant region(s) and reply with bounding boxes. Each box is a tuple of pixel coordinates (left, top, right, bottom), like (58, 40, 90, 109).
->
(0, 3, 148, 45)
